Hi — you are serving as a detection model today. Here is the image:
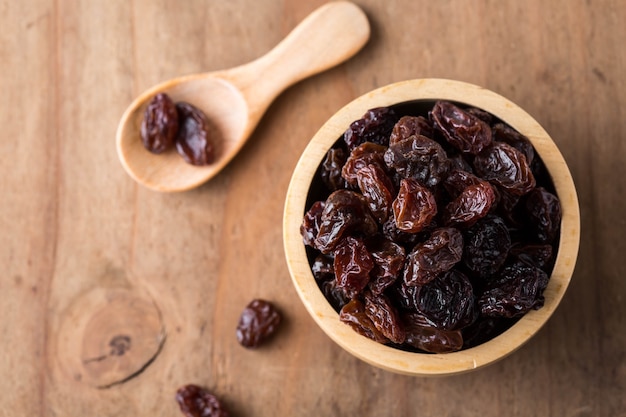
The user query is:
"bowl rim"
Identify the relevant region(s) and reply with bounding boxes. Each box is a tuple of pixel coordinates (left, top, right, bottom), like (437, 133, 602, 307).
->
(283, 78, 580, 376)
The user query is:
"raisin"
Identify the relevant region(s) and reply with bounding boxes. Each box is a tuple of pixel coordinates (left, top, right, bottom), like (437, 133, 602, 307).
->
(443, 178, 496, 228)
(404, 227, 463, 286)
(479, 261, 550, 318)
(356, 164, 395, 223)
(466, 107, 493, 124)
(314, 190, 378, 254)
(430, 101, 493, 155)
(510, 244, 554, 270)
(322, 279, 351, 311)
(333, 236, 374, 297)
(474, 142, 536, 196)
(384, 134, 450, 188)
(341, 142, 388, 187)
(462, 215, 511, 280)
(176, 384, 229, 417)
(382, 215, 420, 246)
(236, 299, 282, 348)
(444, 169, 486, 198)
(389, 115, 434, 146)
(339, 298, 389, 343)
(141, 93, 179, 154)
(321, 147, 348, 191)
(175, 102, 216, 166)
(403, 312, 464, 353)
(388, 280, 419, 311)
(311, 254, 334, 281)
(301, 201, 325, 249)
(492, 123, 535, 165)
(462, 317, 512, 349)
(392, 178, 438, 233)
(363, 290, 406, 344)
(414, 269, 475, 330)
(522, 187, 562, 243)
(343, 107, 398, 149)
(366, 238, 406, 295)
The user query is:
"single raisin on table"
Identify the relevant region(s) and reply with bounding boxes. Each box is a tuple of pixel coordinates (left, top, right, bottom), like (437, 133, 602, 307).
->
(236, 299, 282, 348)
(301, 100, 562, 352)
(141, 93, 179, 154)
(175, 102, 216, 166)
(176, 384, 229, 417)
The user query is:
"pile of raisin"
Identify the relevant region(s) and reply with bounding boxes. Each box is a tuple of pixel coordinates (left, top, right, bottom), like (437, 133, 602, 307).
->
(300, 101, 561, 353)
(141, 93, 216, 166)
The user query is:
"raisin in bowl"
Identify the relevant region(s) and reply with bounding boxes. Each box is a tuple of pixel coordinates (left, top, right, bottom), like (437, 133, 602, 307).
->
(283, 79, 579, 376)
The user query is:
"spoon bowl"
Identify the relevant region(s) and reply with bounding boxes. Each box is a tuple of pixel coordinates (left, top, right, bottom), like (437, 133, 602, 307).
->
(116, 1, 370, 192)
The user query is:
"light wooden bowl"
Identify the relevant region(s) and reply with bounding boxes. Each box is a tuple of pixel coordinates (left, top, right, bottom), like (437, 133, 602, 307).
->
(283, 79, 580, 376)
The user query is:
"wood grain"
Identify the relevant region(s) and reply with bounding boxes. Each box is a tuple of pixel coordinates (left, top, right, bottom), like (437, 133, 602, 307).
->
(0, 0, 624, 416)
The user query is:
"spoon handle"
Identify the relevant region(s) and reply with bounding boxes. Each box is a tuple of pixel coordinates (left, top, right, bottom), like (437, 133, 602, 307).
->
(228, 1, 370, 112)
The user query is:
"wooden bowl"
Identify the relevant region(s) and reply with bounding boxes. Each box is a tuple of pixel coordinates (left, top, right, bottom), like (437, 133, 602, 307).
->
(283, 79, 580, 376)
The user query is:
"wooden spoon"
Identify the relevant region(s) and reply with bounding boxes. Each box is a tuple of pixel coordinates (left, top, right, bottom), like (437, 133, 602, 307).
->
(116, 1, 370, 192)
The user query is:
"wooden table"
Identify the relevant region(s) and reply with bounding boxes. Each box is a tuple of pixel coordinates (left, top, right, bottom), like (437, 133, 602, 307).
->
(2, 1, 624, 416)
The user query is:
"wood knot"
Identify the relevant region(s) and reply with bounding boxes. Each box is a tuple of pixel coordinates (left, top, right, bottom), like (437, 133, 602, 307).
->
(55, 288, 166, 388)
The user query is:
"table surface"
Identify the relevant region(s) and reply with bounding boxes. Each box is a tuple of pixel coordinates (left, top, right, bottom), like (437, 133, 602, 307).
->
(1, 1, 624, 416)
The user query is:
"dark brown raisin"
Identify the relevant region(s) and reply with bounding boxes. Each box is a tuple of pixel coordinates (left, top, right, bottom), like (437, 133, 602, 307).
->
(404, 227, 464, 286)
(321, 147, 348, 191)
(473, 142, 536, 196)
(414, 269, 475, 330)
(301, 201, 325, 249)
(510, 244, 554, 270)
(311, 254, 334, 281)
(141, 93, 179, 154)
(236, 299, 282, 348)
(333, 236, 374, 297)
(366, 237, 406, 295)
(392, 178, 438, 233)
(339, 298, 389, 343)
(443, 177, 496, 228)
(462, 215, 511, 280)
(341, 142, 388, 187)
(492, 123, 535, 165)
(384, 134, 450, 188)
(522, 187, 562, 243)
(356, 164, 395, 223)
(479, 260, 549, 318)
(389, 116, 434, 145)
(176, 384, 229, 417)
(363, 290, 406, 344)
(343, 107, 398, 149)
(175, 102, 216, 166)
(403, 312, 464, 353)
(321, 279, 351, 311)
(430, 101, 493, 155)
(314, 190, 378, 254)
